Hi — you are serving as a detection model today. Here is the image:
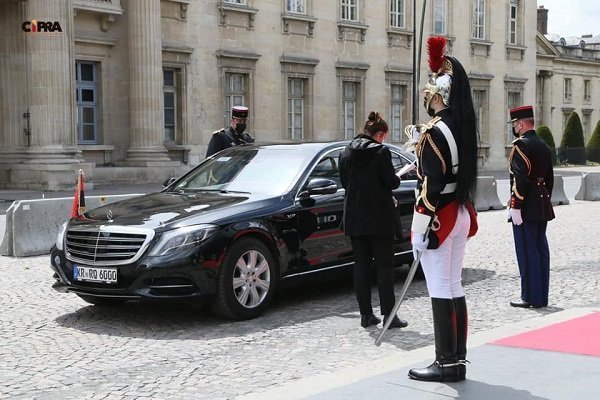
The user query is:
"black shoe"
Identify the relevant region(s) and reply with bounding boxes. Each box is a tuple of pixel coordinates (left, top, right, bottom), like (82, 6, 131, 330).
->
(408, 360, 460, 382)
(383, 314, 408, 328)
(361, 314, 381, 328)
(510, 299, 532, 308)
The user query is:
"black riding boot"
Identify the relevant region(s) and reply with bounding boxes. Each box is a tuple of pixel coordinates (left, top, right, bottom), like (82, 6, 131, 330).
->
(408, 298, 459, 382)
(454, 296, 468, 381)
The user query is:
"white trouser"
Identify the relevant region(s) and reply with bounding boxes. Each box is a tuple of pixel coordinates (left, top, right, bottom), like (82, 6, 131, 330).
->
(421, 205, 470, 299)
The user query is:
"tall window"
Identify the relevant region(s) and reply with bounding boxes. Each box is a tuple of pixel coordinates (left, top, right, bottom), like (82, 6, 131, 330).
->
(286, 0, 306, 14)
(288, 78, 305, 140)
(224, 73, 247, 126)
(342, 81, 357, 139)
(472, 0, 485, 39)
(508, 1, 518, 45)
(341, 0, 358, 22)
(76, 61, 98, 144)
(472, 89, 487, 139)
(390, 0, 405, 28)
(163, 69, 177, 142)
(507, 91, 521, 143)
(433, 0, 447, 35)
(390, 84, 406, 142)
(564, 78, 572, 102)
(584, 79, 591, 102)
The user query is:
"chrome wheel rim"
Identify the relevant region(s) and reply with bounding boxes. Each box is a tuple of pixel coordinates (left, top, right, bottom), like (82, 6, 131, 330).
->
(232, 249, 271, 309)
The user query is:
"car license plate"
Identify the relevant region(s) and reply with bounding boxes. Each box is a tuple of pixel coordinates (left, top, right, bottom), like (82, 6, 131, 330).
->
(73, 264, 118, 284)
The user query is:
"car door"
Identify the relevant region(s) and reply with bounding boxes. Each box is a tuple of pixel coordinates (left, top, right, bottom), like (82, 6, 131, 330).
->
(390, 150, 417, 259)
(294, 148, 353, 272)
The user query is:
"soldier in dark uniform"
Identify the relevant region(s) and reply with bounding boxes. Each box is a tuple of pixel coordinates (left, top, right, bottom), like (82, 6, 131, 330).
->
(206, 106, 255, 157)
(507, 105, 555, 309)
(406, 36, 479, 383)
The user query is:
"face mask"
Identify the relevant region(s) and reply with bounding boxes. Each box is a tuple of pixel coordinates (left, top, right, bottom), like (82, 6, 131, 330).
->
(512, 126, 519, 138)
(423, 94, 436, 117)
(235, 123, 246, 134)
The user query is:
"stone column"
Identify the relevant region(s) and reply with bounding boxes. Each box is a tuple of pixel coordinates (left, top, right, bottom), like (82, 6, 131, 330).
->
(0, 1, 28, 153)
(540, 70, 553, 128)
(122, 0, 174, 165)
(0, 0, 90, 190)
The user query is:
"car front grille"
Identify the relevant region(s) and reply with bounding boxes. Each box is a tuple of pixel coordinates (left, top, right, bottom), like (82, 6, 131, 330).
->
(65, 227, 155, 266)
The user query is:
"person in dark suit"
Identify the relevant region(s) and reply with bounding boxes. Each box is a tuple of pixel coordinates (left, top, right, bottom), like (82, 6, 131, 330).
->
(206, 106, 255, 157)
(338, 111, 408, 330)
(507, 105, 555, 309)
(406, 36, 479, 383)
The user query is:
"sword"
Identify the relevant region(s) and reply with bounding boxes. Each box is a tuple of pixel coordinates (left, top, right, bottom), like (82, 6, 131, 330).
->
(375, 229, 429, 346)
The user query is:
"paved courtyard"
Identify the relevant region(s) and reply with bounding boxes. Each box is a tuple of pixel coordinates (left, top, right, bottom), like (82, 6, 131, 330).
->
(1, 193, 599, 399)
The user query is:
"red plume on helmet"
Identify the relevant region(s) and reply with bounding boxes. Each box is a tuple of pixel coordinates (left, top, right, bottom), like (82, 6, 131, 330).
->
(427, 36, 447, 74)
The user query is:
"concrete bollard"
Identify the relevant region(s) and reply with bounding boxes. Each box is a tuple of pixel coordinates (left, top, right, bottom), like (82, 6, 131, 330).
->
(575, 172, 600, 201)
(551, 175, 570, 205)
(474, 176, 504, 212)
(0, 194, 144, 257)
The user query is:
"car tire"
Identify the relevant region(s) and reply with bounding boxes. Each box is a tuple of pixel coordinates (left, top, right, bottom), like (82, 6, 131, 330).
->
(76, 294, 126, 306)
(212, 237, 277, 320)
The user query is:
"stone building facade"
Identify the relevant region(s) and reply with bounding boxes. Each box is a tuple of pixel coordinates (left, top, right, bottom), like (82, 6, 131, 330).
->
(0, 0, 538, 189)
(536, 6, 600, 145)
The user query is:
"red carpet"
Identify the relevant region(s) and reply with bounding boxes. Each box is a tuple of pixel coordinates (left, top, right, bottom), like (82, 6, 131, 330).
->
(492, 312, 600, 357)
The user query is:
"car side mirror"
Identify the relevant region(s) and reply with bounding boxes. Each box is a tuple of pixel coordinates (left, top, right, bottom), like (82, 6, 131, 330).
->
(306, 178, 338, 195)
(163, 176, 177, 188)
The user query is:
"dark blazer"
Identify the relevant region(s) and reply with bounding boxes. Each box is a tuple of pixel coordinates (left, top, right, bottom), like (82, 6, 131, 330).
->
(338, 134, 401, 237)
(509, 129, 555, 222)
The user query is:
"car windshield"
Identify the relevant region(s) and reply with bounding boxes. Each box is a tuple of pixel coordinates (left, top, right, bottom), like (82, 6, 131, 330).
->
(174, 146, 312, 196)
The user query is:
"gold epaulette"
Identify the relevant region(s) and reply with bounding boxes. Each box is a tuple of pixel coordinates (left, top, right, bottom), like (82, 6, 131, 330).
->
(212, 129, 225, 135)
(511, 136, 522, 144)
(419, 116, 442, 134)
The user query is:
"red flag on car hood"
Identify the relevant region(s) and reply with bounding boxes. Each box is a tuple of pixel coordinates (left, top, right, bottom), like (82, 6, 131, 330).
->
(71, 169, 86, 218)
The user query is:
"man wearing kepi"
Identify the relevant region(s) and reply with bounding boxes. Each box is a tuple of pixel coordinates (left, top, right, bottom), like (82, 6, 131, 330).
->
(206, 106, 254, 157)
(507, 105, 555, 309)
(406, 36, 478, 383)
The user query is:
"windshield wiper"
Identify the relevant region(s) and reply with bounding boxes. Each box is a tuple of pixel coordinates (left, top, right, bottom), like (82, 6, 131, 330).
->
(219, 189, 251, 194)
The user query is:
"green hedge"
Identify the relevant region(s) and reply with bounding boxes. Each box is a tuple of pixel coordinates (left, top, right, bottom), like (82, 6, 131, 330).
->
(536, 125, 556, 165)
(586, 120, 600, 163)
(559, 112, 586, 164)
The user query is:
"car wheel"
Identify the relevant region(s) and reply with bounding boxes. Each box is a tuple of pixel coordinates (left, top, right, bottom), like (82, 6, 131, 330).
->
(76, 294, 125, 306)
(212, 237, 277, 320)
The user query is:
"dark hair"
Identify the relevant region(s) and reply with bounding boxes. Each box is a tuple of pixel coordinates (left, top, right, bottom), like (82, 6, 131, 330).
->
(363, 111, 388, 136)
(447, 57, 479, 204)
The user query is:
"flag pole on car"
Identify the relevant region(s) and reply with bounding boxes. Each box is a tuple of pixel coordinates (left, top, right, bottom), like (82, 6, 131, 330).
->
(71, 169, 86, 218)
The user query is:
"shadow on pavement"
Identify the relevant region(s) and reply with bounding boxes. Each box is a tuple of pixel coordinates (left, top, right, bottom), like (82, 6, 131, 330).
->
(52, 266, 496, 341)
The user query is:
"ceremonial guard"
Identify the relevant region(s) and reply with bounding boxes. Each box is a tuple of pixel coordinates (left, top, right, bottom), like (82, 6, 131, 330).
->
(406, 37, 479, 383)
(507, 105, 555, 309)
(206, 106, 254, 157)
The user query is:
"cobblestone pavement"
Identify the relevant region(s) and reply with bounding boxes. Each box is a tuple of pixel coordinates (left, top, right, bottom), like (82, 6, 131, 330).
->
(1, 201, 599, 400)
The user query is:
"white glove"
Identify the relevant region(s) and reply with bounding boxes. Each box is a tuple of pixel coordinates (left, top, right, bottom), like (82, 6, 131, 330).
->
(411, 232, 429, 259)
(509, 208, 523, 225)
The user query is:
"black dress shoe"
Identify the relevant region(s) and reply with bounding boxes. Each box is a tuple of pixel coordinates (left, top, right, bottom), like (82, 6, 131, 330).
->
(383, 314, 408, 328)
(408, 360, 460, 382)
(510, 299, 532, 308)
(361, 314, 381, 328)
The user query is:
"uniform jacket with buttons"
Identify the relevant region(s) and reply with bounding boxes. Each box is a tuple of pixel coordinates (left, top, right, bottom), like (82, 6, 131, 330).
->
(509, 129, 555, 222)
(206, 126, 255, 157)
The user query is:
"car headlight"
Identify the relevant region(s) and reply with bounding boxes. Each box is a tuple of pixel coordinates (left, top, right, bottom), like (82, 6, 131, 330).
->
(148, 224, 218, 257)
(56, 221, 68, 251)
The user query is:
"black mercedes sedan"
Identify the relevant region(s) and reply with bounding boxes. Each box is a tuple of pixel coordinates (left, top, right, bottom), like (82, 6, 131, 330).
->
(50, 142, 417, 320)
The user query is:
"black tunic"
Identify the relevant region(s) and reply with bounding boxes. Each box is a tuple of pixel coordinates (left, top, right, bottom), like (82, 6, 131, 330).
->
(206, 126, 255, 157)
(509, 129, 555, 221)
